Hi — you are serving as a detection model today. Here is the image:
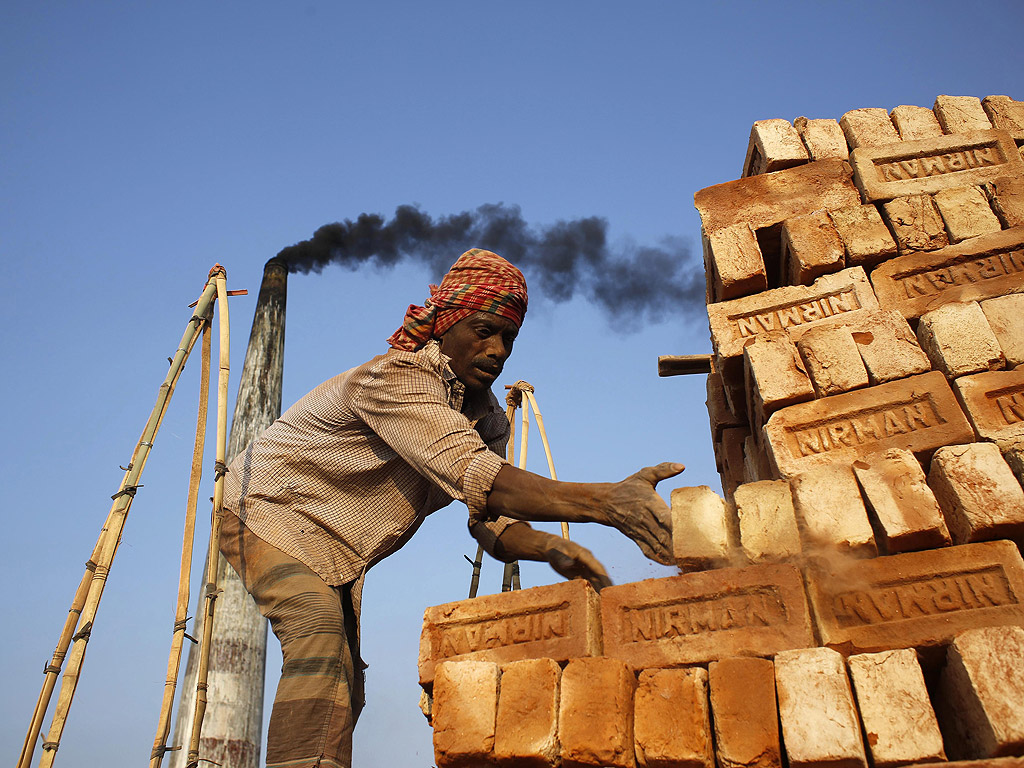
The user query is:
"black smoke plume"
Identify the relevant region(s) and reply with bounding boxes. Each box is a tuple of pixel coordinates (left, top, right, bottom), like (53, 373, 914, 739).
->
(276, 203, 704, 328)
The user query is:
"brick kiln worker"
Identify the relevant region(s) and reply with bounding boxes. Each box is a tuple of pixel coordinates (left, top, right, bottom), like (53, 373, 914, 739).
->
(219, 248, 683, 768)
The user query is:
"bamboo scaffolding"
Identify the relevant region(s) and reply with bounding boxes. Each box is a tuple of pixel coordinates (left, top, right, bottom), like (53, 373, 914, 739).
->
(522, 389, 569, 541)
(28, 272, 221, 768)
(149, 317, 213, 768)
(185, 271, 231, 768)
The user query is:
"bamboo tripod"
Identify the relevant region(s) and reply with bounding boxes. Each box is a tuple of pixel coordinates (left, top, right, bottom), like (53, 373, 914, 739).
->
(18, 266, 239, 768)
(467, 380, 568, 598)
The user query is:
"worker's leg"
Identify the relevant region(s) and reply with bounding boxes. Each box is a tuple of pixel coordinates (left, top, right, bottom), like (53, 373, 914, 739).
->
(220, 511, 360, 768)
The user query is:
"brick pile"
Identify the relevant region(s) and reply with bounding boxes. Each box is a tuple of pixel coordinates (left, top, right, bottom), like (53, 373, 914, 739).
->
(419, 94, 1024, 767)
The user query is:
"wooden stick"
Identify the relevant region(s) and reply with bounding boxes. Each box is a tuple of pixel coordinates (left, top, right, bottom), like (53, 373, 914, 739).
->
(150, 316, 212, 768)
(185, 271, 231, 768)
(657, 354, 713, 377)
(523, 390, 569, 541)
(34, 273, 220, 768)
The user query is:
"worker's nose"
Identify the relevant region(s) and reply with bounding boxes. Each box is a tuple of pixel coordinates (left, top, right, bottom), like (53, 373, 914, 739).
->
(486, 336, 511, 361)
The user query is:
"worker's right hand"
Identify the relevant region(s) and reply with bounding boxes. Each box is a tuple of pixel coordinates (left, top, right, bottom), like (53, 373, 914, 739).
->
(543, 537, 613, 592)
(602, 462, 683, 566)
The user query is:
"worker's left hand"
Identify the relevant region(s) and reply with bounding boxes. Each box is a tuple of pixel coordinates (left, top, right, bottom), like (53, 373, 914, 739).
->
(543, 537, 613, 592)
(603, 462, 683, 565)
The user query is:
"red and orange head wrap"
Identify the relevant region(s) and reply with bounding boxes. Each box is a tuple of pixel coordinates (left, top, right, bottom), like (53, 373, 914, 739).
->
(387, 248, 528, 351)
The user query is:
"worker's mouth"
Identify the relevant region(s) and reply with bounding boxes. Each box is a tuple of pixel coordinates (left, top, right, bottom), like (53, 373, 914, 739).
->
(474, 363, 501, 380)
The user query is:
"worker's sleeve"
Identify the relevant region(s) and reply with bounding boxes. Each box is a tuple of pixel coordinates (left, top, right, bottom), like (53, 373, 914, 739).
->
(346, 355, 507, 523)
(469, 515, 521, 557)
(470, 406, 518, 541)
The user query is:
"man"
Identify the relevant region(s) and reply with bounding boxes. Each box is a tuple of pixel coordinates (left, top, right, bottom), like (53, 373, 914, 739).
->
(219, 248, 682, 768)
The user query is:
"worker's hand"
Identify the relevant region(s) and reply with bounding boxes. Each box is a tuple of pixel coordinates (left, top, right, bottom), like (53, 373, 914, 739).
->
(603, 462, 683, 565)
(543, 537, 613, 593)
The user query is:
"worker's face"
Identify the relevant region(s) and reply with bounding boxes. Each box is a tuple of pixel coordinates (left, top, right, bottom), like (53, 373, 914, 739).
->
(439, 311, 519, 393)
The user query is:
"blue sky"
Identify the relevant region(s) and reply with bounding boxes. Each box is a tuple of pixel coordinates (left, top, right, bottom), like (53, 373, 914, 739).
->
(3, 2, 1023, 765)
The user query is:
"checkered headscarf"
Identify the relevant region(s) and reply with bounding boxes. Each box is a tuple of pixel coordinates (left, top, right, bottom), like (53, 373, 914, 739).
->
(387, 249, 528, 351)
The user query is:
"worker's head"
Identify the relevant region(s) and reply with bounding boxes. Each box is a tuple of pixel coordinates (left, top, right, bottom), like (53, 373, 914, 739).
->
(387, 248, 528, 391)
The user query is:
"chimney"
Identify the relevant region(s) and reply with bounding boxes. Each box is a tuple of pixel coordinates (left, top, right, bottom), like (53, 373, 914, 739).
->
(169, 258, 287, 768)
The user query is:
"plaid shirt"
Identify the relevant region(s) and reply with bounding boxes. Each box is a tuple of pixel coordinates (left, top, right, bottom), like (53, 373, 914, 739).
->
(223, 339, 516, 587)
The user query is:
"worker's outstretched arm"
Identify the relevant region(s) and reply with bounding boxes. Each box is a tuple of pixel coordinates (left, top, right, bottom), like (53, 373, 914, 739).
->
(477, 521, 612, 592)
(484, 461, 684, 565)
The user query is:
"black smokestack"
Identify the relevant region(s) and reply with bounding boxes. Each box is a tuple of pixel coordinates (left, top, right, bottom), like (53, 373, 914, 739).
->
(275, 203, 703, 328)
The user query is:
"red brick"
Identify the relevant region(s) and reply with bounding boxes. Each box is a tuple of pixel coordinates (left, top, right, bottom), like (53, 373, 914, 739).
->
(742, 119, 809, 177)
(933, 185, 1003, 243)
(494, 658, 560, 766)
(891, 105, 944, 141)
(634, 668, 712, 768)
(881, 194, 951, 253)
(794, 117, 848, 161)
(418, 579, 601, 686)
(559, 658, 636, 768)
(707, 371, 744, 442)
(672, 486, 735, 572)
(928, 442, 1024, 544)
(983, 95, 1024, 133)
(734, 480, 802, 563)
(432, 660, 499, 767)
(763, 372, 973, 479)
(704, 224, 768, 301)
(781, 210, 846, 285)
(870, 226, 1024, 320)
(953, 369, 1024, 446)
(917, 300, 1005, 378)
(981, 294, 1024, 366)
(935, 95, 993, 134)
(804, 540, 1024, 660)
(790, 464, 877, 556)
(828, 203, 898, 268)
(850, 130, 1023, 202)
(938, 626, 1024, 759)
(708, 657, 781, 768)
(982, 175, 1024, 228)
(840, 107, 900, 150)
(744, 330, 815, 428)
(708, 267, 878, 365)
(797, 324, 870, 397)
(600, 563, 813, 669)
(694, 158, 860, 234)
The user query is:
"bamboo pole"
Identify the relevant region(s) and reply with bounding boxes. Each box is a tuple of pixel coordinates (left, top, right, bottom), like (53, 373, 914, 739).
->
(33, 273, 220, 768)
(523, 390, 569, 541)
(150, 316, 212, 768)
(185, 271, 231, 768)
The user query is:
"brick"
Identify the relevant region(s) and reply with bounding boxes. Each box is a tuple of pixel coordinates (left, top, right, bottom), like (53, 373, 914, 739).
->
(719, 426, 749, 499)
(743, 434, 774, 484)
(840, 107, 900, 150)
(694, 158, 860, 234)
(794, 117, 848, 161)
(852, 448, 951, 554)
(954, 369, 1024, 446)
(797, 324, 870, 396)
(933, 185, 1003, 243)
(982, 175, 1024, 228)
(849, 309, 931, 384)
(917, 301, 1005, 378)
(742, 119, 809, 177)
(744, 331, 815, 428)
(708, 267, 879, 365)
(418, 579, 601, 686)
(939, 626, 1024, 759)
(847, 648, 945, 767)
(909, 759, 1024, 768)
(983, 95, 1024, 133)
(734, 480, 802, 563)
(781, 210, 845, 285)
(1002, 441, 1024, 490)
(671, 486, 734, 572)
(935, 95, 993, 134)
(432, 660, 498, 767)
(494, 658, 560, 766)
(805, 540, 1024, 658)
(774, 647, 867, 768)
(708, 657, 781, 768)
(828, 203, 898, 267)
(634, 668, 712, 768)
(600, 563, 813, 669)
(791, 464, 877, 556)
(891, 104, 944, 141)
(981, 294, 1024, 366)
(707, 370, 744, 442)
(928, 442, 1024, 544)
(870, 226, 1024, 320)
(851, 130, 1024, 202)
(882, 194, 951, 253)
(763, 372, 974, 479)
(559, 658, 636, 768)
(704, 224, 768, 301)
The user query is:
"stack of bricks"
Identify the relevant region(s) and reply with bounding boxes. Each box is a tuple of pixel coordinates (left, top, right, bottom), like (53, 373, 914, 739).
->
(418, 94, 1024, 767)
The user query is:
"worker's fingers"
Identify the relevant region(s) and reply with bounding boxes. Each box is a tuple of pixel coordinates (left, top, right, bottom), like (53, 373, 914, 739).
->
(545, 542, 613, 592)
(630, 462, 685, 488)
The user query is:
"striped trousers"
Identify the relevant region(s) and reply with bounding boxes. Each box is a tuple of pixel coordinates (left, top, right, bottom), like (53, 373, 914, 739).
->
(220, 511, 364, 768)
